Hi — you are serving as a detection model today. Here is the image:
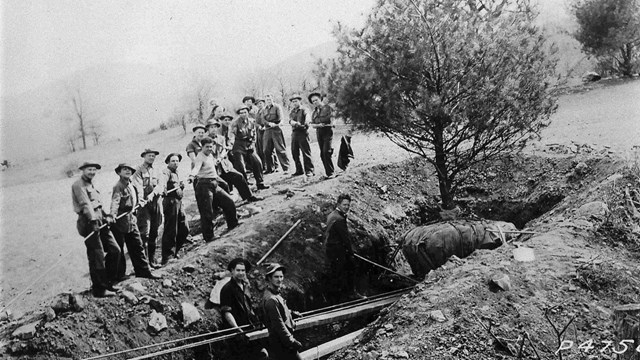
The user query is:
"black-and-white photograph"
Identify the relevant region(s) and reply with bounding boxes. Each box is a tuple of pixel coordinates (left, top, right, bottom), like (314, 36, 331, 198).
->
(1, 0, 639, 358)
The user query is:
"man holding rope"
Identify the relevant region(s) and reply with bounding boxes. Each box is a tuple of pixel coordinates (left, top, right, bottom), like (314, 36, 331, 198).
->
(71, 161, 120, 297)
(110, 163, 161, 280)
(309, 92, 335, 179)
(160, 153, 189, 265)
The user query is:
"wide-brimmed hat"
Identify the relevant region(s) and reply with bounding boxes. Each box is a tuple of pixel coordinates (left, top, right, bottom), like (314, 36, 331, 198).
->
(206, 119, 221, 128)
(114, 163, 136, 174)
(236, 106, 250, 114)
(289, 94, 303, 101)
(140, 148, 160, 157)
(241, 96, 256, 104)
(192, 124, 206, 132)
(227, 257, 252, 272)
(78, 161, 101, 170)
(164, 153, 182, 164)
(220, 114, 234, 121)
(255, 98, 265, 104)
(307, 92, 323, 103)
(265, 263, 286, 278)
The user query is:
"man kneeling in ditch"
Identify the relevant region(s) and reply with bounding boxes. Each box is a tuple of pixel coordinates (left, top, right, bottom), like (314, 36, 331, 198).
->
(262, 263, 303, 360)
(220, 258, 268, 360)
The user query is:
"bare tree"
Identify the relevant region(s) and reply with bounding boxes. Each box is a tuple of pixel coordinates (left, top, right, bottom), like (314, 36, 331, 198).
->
(66, 88, 104, 151)
(178, 74, 215, 123)
(240, 70, 272, 98)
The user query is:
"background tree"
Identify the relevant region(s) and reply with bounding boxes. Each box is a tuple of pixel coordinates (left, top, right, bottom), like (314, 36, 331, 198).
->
(326, 0, 559, 210)
(66, 88, 104, 151)
(571, 0, 640, 77)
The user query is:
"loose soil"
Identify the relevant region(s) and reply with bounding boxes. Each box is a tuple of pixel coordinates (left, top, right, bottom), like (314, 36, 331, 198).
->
(1, 78, 639, 359)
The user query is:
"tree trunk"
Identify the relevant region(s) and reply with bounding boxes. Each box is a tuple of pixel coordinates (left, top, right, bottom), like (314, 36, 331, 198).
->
(433, 118, 455, 210)
(613, 303, 640, 360)
(619, 44, 634, 77)
(79, 116, 87, 150)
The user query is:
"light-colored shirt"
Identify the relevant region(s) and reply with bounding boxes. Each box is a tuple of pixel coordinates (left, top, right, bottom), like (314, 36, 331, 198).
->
(71, 176, 103, 221)
(190, 151, 219, 179)
(132, 162, 164, 198)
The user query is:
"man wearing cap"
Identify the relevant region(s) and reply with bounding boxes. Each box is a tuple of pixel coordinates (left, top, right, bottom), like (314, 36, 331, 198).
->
(325, 193, 362, 302)
(309, 93, 335, 179)
(160, 153, 189, 264)
(220, 258, 268, 360)
(255, 98, 279, 173)
(110, 163, 161, 280)
(186, 124, 207, 165)
(132, 148, 164, 267)
(262, 264, 303, 360)
(288, 94, 314, 177)
(189, 137, 239, 242)
(262, 94, 290, 174)
(71, 161, 120, 297)
(230, 106, 269, 190)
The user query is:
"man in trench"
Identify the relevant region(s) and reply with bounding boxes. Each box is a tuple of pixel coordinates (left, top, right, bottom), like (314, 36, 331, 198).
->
(110, 163, 161, 280)
(324, 193, 363, 302)
(71, 161, 120, 297)
(220, 258, 268, 360)
(262, 263, 303, 360)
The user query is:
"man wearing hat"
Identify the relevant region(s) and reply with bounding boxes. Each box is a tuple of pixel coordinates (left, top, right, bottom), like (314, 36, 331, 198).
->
(186, 124, 207, 166)
(132, 148, 164, 268)
(255, 98, 279, 173)
(110, 163, 161, 280)
(220, 258, 268, 360)
(288, 94, 314, 177)
(71, 161, 120, 297)
(262, 263, 303, 360)
(206, 118, 263, 203)
(160, 153, 189, 264)
(262, 94, 290, 174)
(309, 92, 335, 179)
(230, 106, 269, 190)
(188, 137, 240, 242)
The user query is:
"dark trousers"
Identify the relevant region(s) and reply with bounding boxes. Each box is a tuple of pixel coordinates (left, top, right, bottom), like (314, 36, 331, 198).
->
(112, 226, 152, 279)
(267, 336, 302, 360)
(220, 170, 253, 200)
(195, 179, 238, 242)
(232, 149, 265, 185)
(256, 129, 266, 166)
(161, 197, 189, 261)
(291, 131, 314, 175)
(326, 244, 356, 302)
(263, 127, 290, 172)
(137, 199, 162, 264)
(316, 128, 335, 176)
(78, 214, 120, 296)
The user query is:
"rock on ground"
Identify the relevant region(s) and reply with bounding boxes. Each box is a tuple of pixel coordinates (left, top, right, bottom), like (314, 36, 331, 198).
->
(181, 302, 201, 327)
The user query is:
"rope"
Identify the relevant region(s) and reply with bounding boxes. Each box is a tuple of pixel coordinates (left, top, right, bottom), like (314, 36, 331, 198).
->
(0, 187, 178, 314)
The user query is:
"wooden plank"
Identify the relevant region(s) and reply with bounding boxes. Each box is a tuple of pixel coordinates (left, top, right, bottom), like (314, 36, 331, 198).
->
(257, 219, 302, 265)
(300, 329, 364, 360)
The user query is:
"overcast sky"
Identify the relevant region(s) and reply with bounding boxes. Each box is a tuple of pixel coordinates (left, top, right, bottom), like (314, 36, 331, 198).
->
(1, 0, 374, 96)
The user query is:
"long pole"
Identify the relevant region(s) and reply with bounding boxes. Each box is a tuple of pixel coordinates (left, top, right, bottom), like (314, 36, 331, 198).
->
(256, 219, 302, 265)
(353, 253, 419, 284)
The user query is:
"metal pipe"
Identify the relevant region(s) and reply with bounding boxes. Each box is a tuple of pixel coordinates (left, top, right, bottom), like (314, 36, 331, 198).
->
(353, 254, 419, 284)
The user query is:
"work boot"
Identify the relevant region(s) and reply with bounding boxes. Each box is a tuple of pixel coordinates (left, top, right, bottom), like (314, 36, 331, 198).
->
(138, 272, 162, 280)
(247, 195, 263, 202)
(257, 183, 270, 190)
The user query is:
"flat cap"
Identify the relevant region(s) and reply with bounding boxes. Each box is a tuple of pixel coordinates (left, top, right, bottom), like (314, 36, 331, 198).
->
(78, 161, 101, 170)
(164, 153, 182, 164)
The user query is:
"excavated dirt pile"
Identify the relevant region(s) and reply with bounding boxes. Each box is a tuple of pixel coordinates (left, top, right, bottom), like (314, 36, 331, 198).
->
(3, 151, 638, 360)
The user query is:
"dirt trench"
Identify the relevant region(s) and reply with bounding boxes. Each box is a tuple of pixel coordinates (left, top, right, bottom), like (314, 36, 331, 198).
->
(3, 153, 619, 359)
